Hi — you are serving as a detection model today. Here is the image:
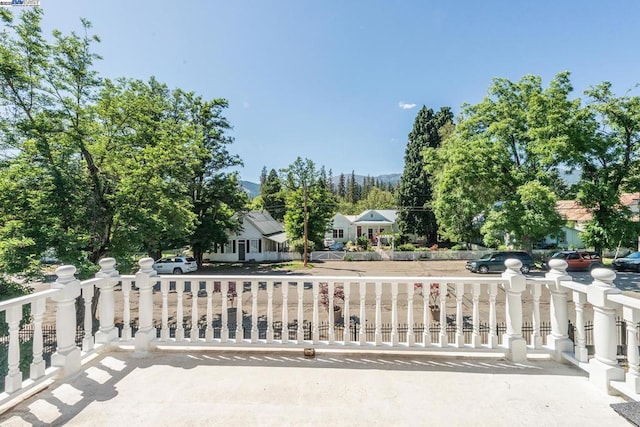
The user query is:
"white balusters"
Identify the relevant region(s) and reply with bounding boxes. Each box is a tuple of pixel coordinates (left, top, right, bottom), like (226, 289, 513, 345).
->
(488, 283, 498, 348)
(312, 282, 319, 343)
(422, 283, 431, 346)
(391, 281, 398, 346)
(220, 281, 228, 342)
(501, 259, 527, 362)
(530, 282, 542, 349)
(134, 258, 157, 352)
(236, 281, 243, 342)
(438, 283, 447, 347)
(205, 281, 213, 341)
(545, 259, 573, 357)
(572, 291, 588, 362)
(623, 306, 640, 392)
(81, 284, 94, 351)
(297, 281, 304, 343)
(51, 265, 81, 375)
(471, 283, 481, 348)
(176, 280, 185, 341)
(267, 281, 274, 343)
(191, 281, 199, 342)
(160, 279, 170, 341)
(328, 281, 336, 344)
(406, 282, 415, 346)
(343, 282, 351, 345)
(282, 282, 289, 343)
(95, 258, 119, 344)
(251, 281, 258, 343)
(121, 278, 132, 341)
(455, 283, 464, 347)
(5, 305, 22, 393)
(359, 282, 366, 345)
(375, 282, 382, 346)
(29, 299, 46, 379)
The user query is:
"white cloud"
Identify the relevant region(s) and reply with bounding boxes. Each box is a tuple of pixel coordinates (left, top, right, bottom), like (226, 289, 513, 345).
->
(398, 102, 417, 110)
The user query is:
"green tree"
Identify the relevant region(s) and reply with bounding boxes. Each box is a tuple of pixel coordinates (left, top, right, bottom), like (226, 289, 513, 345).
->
(282, 158, 336, 265)
(260, 168, 285, 221)
(355, 187, 396, 211)
(397, 105, 453, 243)
(427, 73, 579, 249)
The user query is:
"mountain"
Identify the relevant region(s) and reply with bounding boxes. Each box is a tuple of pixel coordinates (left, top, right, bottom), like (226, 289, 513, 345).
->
(240, 180, 260, 199)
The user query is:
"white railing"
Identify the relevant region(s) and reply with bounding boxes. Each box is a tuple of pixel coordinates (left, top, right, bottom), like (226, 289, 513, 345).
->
(2, 256, 640, 405)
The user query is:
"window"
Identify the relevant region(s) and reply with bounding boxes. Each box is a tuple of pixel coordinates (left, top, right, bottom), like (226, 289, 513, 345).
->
(332, 229, 344, 239)
(249, 239, 259, 253)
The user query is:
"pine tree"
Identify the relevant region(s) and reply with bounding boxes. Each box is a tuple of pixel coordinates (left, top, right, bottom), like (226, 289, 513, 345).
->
(396, 105, 453, 243)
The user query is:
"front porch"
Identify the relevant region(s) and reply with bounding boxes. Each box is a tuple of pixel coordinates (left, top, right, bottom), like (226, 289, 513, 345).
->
(0, 258, 639, 424)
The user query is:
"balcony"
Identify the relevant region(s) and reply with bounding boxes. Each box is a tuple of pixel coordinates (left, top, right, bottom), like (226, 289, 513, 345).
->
(0, 257, 638, 425)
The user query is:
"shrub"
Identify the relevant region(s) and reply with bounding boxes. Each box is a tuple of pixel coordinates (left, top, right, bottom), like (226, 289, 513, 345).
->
(397, 243, 416, 252)
(356, 236, 370, 251)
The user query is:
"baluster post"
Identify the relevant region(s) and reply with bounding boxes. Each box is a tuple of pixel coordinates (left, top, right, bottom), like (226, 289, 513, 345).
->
(471, 283, 481, 348)
(407, 282, 415, 346)
(5, 305, 23, 393)
(623, 306, 640, 393)
(545, 259, 574, 359)
(530, 283, 542, 349)
(501, 259, 527, 362)
(51, 265, 81, 376)
(134, 257, 158, 353)
(488, 283, 498, 348)
(95, 258, 119, 344)
(573, 291, 588, 362)
(587, 268, 624, 393)
(455, 283, 464, 347)
(30, 299, 46, 380)
(81, 284, 94, 351)
(391, 281, 398, 346)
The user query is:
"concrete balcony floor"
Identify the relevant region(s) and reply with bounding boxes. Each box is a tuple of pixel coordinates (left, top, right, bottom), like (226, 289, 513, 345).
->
(0, 349, 629, 426)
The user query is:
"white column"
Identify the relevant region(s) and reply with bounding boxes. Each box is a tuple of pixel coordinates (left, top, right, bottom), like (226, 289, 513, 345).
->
(573, 291, 588, 362)
(455, 283, 464, 348)
(343, 282, 351, 345)
(530, 283, 542, 349)
(121, 279, 132, 341)
(423, 284, 431, 346)
(160, 279, 170, 341)
(587, 268, 624, 393)
(471, 283, 481, 348)
(251, 280, 258, 343)
(81, 284, 94, 352)
(5, 305, 22, 393)
(29, 299, 46, 380)
(312, 282, 320, 343)
(391, 282, 399, 346)
(438, 283, 448, 347)
(236, 281, 243, 342)
(375, 281, 382, 345)
(488, 283, 498, 348)
(51, 265, 81, 376)
(95, 258, 119, 344)
(267, 281, 274, 343)
(359, 282, 367, 345)
(282, 282, 289, 343)
(624, 306, 640, 393)
(134, 257, 158, 353)
(205, 281, 213, 341)
(501, 259, 527, 362)
(407, 282, 415, 346)
(220, 281, 228, 342)
(545, 259, 573, 359)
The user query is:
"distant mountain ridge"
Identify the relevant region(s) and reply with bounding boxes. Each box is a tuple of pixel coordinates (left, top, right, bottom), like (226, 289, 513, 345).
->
(240, 173, 401, 199)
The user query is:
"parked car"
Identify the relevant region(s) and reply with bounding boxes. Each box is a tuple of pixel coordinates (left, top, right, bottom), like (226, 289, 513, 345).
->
(545, 251, 604, 271)
(152, 256, 198, 274)
(612, 252, 640, 272)
(323, 238, 335, 248)
(465, 251, 534, 274)
(328, 242, 345, 251)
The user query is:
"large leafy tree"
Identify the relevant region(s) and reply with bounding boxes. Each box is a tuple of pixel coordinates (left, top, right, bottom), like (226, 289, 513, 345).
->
(0, 9, 244, 276)
(396, 105, 453, 243)
(427, 73, 576, 250)
(566, 82, 640, 252)
(281, 157, 336, 264)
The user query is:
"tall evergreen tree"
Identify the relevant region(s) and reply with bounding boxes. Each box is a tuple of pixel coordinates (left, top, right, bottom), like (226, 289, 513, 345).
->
(261, 168, 285, 221)
(338, 173, 346, 198)
(396, 105, 453, 243)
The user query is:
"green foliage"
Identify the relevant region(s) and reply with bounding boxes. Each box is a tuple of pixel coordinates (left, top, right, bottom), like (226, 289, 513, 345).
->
(288, 238, 315, 256)
(356, 235, 370, 250)
(260, 168, 285, 221)
(397, 106, 453, 243)
(397, 243, 416, 251)
(428, 73, 578, 249)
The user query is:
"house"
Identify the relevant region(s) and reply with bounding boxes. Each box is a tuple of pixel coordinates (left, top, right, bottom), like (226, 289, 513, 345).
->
(543, 193, 640, 249)
(203, 211, 288, 262)
(327, 209, 399, 244)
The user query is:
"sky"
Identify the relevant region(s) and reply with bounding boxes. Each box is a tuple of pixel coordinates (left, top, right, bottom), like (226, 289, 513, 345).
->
(26, 1, 640, 183)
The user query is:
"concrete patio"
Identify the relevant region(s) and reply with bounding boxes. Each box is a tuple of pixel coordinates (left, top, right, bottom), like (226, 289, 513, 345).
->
(0, 349, 629, 426)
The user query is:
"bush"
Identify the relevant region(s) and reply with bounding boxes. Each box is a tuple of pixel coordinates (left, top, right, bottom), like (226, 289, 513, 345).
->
(398, 243, 416, 252)
(356, 236, 370, 251)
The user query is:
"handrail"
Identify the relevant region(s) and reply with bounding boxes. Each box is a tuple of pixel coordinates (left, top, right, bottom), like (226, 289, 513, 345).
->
(0, 288, 60, 310)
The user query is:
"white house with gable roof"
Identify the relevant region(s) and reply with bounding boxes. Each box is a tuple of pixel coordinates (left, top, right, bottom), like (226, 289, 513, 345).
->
(203, 211, 288, 262)
(326, 209, 399, 244)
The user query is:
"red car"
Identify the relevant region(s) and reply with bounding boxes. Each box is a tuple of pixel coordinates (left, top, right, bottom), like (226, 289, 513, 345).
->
(547, 251, 604, 271)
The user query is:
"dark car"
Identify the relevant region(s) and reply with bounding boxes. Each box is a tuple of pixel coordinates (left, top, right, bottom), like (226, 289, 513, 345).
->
(465, 251, 534, 274)
(545, 251, 604, 271)
(328, 242, 345, 251)
(612, 252, 640, 272)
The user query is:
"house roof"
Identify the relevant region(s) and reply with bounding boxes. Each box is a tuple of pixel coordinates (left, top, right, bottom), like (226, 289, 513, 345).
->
(245, 211, 284, 236)
(354, 209, 398, 223)
(556, 193, 640, 223)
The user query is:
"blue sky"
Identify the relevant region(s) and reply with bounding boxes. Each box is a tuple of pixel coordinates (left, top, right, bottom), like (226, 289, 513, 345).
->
(34, 1, 640, 183)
